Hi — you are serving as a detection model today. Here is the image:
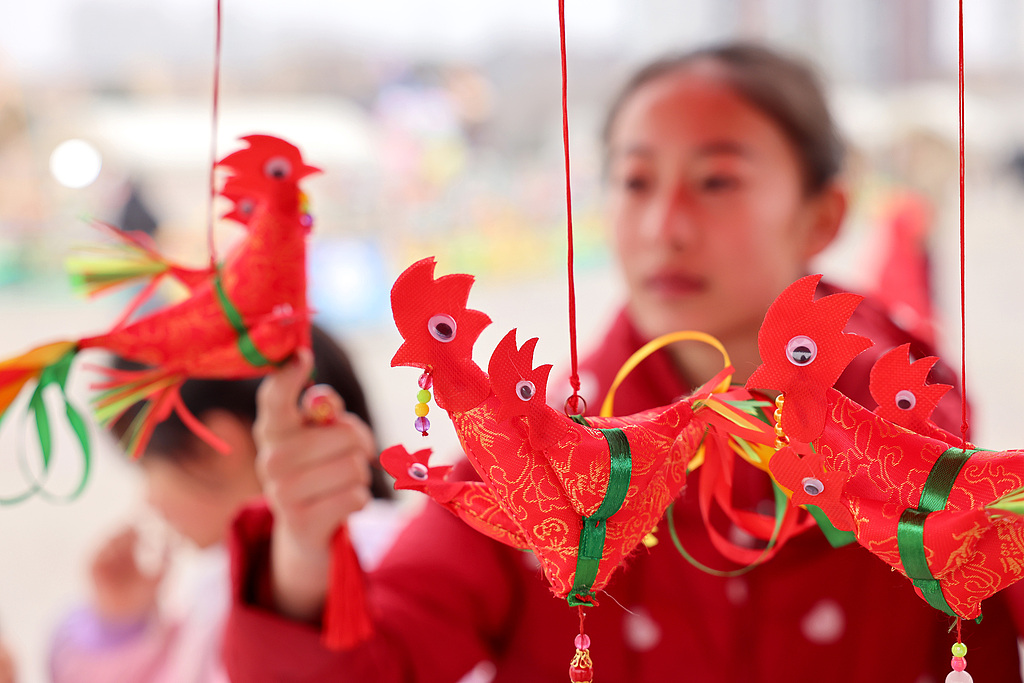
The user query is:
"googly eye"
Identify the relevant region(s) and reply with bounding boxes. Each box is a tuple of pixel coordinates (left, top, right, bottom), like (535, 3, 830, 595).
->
(264, 156, 292, 180)
(516, 380, 536, 402)
(801, 477, 824, 496)
(786, 335, 817, 366)
(428, 314, 457, 343)
(895, 390, 917, 411)
(408, 463, 429, 481)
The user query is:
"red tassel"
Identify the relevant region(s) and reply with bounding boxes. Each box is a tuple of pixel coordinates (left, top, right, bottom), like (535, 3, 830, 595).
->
(321, 525, 373, 650)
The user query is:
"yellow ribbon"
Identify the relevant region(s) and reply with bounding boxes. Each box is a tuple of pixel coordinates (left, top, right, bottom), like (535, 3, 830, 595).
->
(599, 331, 735, 474)
(599, 330, 732, 417)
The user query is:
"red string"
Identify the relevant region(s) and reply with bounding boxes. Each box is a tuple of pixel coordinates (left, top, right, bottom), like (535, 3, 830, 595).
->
(206, 0, 223, 270)
(578, 605, 585, 636)
(954, 3, 968, 659)
(558, 0, 582, 415)
(958, 0, 968, 444)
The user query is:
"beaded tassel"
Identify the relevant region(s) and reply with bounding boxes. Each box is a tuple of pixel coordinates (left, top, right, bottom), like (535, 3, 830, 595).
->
(773, 394, 788, 450)
(946, 641, 972, 682)
(568, 608, 594, 682)
(414, 371, 432, 436)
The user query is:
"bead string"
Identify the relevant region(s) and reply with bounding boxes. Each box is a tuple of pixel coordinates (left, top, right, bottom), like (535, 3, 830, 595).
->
(413, 371, 432, 436)
(568, 605, 594, 680)
(773, 394, 788, 450)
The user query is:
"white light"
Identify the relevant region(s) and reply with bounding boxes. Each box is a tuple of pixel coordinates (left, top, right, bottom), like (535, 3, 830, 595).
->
(49, 139, 103, 188)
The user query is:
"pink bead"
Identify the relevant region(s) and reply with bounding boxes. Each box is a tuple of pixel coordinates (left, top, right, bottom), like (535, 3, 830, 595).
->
(945, 671, 973, 683)
(951, 656, 967, 672)
(418, 373, 433, 390)
(574, 634, 591, 650)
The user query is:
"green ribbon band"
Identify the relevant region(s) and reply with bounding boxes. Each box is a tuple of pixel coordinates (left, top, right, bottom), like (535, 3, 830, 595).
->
(667, 480, 791, 576)
(896, 446, 976, 617)
(213, 272, 276, 369)
(567, 415, 632, 606)
(0, 346, 91, 505)
(806, 504, 857, 548)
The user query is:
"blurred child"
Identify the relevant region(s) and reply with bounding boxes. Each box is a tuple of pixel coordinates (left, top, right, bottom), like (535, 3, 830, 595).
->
(49, 325, 394, 683)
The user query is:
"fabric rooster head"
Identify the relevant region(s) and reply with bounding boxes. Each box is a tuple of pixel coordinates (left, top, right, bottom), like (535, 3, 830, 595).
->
(487, 329, 567, 452)
(381, 445, 453, 493)
(217, 135, 320, 215)
(746, 274, 873, 442)
(487, 330, 552, 422)
(391, 257, 492, 413)
(219, 176, 258, 228)
(869, 344, 951, 431)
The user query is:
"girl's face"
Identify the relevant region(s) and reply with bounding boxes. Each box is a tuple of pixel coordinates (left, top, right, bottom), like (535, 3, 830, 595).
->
(141, 412, 260, 548)
(142, 456, 241, 549)
(607, 65, 842, 355)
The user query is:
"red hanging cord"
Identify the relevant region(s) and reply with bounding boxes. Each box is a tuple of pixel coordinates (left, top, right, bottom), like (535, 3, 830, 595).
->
(558, 0, 582, 414)
(206, 0, 224, 270)
(955, 1, 968, 657)
(958, 0, 969, 444)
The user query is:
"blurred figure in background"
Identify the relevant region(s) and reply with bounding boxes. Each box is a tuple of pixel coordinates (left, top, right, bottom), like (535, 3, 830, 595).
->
(867, 189, 936, 347)
(222, 43, 1024, 682)
(49, 325, 395, 683)
(0, 637, 16, 683)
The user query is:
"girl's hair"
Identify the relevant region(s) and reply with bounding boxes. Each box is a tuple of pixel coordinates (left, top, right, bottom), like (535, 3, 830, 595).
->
(603, 42, 845, 195)
(113, 324, 392, 499)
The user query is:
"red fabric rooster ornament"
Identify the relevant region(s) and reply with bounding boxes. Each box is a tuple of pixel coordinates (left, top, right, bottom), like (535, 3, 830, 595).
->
(0, 134, 317, 476)
(747, 274, 1024, 621)
(382, 257, 775, 608)
(2, 134, 372, 651)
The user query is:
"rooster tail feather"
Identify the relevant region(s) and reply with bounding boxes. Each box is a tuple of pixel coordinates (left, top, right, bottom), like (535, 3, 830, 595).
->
(695, 395, 775, 445)
(66, 244, 169, 298)
(92, 367, 190, 459)
(0, 341, 92, 501)
(0, 341, 78, 418)
(66, 221, 176, 298)
(67, 221, 213, 302)
(987, 487, 1024, 518)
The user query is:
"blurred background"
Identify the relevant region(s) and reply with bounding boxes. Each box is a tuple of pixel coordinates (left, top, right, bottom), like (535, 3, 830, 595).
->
(3, 1, 1024, 681)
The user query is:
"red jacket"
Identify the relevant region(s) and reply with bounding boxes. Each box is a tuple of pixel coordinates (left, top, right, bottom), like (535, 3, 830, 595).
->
(224, 287, 1024, 683)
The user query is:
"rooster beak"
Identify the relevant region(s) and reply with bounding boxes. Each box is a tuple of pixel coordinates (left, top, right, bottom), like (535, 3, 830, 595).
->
(391, 343, 421, 369)
(297, 164, 322, 179)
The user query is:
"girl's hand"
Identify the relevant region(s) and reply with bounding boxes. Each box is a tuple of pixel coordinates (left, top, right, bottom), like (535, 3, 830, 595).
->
(254, 348, 375, 621)
(90, 527, 164, 623)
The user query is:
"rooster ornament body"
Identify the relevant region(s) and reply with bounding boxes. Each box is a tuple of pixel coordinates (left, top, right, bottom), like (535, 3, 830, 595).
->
(381, 257, 774, 605)
(0, 134, 318, 471)
(747, 274, 1024, 621)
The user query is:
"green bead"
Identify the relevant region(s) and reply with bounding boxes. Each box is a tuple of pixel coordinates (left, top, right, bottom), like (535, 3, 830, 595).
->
(417, 389, 431, 403)
(951, 643, 967, 657)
